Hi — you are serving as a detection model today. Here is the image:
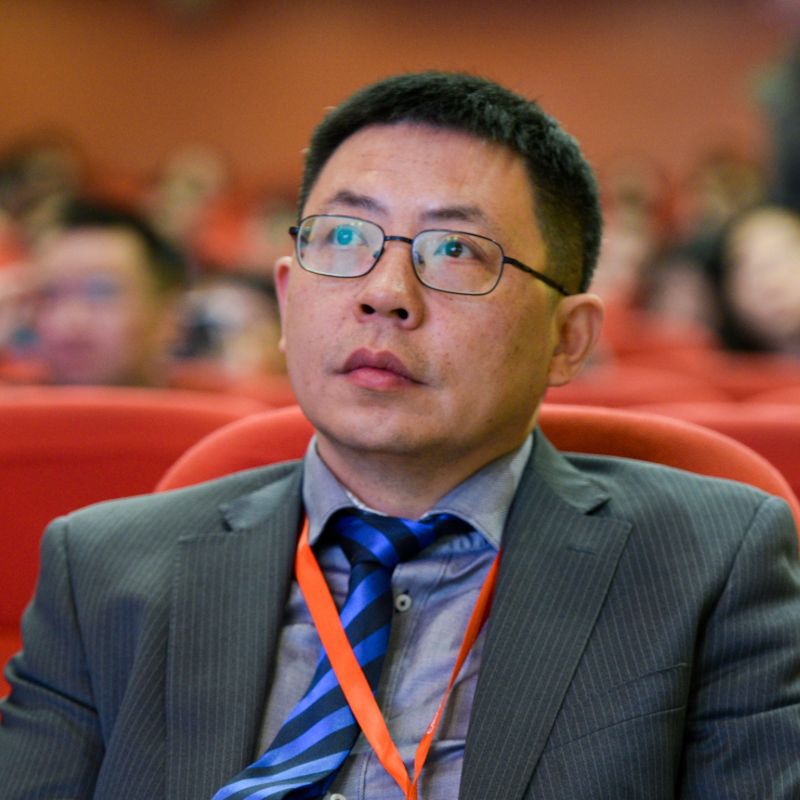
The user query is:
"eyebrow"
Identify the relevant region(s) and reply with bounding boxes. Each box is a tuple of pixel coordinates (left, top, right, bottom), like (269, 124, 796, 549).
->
(320, 191, 494, 231)
(421, 204, 491, 228)
(320, 190, 388, 216)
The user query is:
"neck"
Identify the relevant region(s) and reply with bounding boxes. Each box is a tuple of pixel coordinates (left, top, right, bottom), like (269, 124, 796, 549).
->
(315, 436, 523, 519)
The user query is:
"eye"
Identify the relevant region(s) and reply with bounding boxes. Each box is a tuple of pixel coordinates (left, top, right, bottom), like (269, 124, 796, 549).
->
(433, 236, 475, 259)
(84, 277, 124, 302)
(326, 223, 367, 249)
(427, 233, 495, 267)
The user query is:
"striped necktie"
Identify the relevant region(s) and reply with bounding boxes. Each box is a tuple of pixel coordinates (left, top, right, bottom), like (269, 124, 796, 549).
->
(210, 508, 470, 800)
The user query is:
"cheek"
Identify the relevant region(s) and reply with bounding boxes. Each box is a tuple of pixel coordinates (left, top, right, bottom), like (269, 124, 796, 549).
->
(285, 277, 349, 344)
(99, 300, 153, 346)
(281, 298, 332, 381)
(492, 307, 549, 367)
(452, 311, 547, 397)
(90, 316, 130, 350)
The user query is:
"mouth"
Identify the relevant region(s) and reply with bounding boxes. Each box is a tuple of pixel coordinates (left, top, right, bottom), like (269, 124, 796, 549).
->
(50, 338, 97, 360)
(340, 347, 421, 390)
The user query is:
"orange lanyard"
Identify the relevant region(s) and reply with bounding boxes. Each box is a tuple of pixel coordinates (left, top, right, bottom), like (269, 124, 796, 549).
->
(295, 517, 501, 800)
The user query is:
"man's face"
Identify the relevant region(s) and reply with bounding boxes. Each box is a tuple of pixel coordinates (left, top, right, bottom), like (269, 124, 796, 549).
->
(727, 209, 800, 347)
(276, 123, 591, 479)
(35, 228, 166, 385)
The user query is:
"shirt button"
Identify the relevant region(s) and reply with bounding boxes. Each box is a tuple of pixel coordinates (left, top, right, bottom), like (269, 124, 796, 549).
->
(394, 592, 412, 612)
(329, 794, 347, 800)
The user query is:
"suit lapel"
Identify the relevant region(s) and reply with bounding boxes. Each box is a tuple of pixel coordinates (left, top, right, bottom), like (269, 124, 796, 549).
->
(165, 465, 304, 799)
(460, 434, 632, 800)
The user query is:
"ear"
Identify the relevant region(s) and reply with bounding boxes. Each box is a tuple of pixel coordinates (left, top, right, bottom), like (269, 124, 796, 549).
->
(273, 256, 292, 354)
(547, 293, 604, 387)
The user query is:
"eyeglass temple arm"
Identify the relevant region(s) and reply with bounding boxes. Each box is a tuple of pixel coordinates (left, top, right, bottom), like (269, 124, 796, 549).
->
(503, 257, 570, 296)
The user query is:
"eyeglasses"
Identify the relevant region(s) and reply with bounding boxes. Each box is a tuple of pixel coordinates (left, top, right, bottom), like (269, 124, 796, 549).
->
(288, 214, 571, 297)
(38, 276, 126, 306)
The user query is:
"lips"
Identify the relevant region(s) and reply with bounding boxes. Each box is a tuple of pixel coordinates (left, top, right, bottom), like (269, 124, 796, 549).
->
(340, 347, 420, 389)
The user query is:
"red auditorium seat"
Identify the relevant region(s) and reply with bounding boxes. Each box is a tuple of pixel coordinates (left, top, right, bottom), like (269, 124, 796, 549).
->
(544, 363, 730, 407)
(600, 304, 718, 363)
(631, 401, 800, 502)
(169, 360, 296, 407)
(748, 384, 800, 405)
(623, 350, 800, 401)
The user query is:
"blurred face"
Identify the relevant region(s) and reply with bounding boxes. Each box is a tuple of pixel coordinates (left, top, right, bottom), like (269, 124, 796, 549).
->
(35, 227, 167, 385)
(190, 280, 284, 375)
(726, 209, 800, 348)
(276, 123, 600, 482)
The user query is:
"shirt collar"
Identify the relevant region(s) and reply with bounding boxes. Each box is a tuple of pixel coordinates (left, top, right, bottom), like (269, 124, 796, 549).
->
(301, 433, 534, 550)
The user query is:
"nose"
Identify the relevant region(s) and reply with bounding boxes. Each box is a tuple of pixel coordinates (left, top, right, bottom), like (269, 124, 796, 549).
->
(42, 293, 94, 329)
(354, 238, 424, 326)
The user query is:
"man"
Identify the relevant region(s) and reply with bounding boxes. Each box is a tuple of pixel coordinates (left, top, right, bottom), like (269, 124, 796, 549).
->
(2, 72, 799, 798)
(31, 199, 188, 385)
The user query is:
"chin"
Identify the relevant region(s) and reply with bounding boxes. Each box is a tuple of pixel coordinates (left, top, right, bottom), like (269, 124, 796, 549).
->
(311, 409, 433, 455)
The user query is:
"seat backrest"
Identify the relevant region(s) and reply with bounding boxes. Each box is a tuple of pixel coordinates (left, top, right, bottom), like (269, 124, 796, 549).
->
(600, 304, 718, 361)
(168, 360, 297, 407)
(545, 363, 730, 407)
(748, 384, 800, 405)
(703, 354, 800, 401)
(624, 351, 800, 401)
(631, 401, 800, 503)
(157, 403, 800, 532)
(157, 403, 314, 490)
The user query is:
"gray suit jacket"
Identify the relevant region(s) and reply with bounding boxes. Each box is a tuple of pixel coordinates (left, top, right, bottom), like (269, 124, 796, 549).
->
(2, 433, 800, 798)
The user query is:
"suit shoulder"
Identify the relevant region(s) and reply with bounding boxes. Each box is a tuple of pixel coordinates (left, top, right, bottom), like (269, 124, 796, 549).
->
(566, 451, 776, 507)
(50, 460, 303, 548)
(565, 452, 796, 553)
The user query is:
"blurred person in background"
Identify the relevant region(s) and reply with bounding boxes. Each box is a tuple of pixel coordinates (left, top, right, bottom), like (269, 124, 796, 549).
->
(708, 203, 800, 355)
(0, 132, 86, 253)
(142, 142, 232, 259)
(191, 193, 298, 277)
(644, 149, 766, 330)
(234, 195, 298, 275)
(30, 199, 189, 386)
(175, 270, 285, 379)
(591, 153, 673, 311)
(0, 263, 38, 380)
(760, 39, 800, 213)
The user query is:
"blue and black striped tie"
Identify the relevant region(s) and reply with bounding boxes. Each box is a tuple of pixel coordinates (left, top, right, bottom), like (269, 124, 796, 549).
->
(211, 508, 470, 800)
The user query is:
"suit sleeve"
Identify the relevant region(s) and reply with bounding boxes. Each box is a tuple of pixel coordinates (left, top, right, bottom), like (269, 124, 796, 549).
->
(680, 495, 800, 798)
(0, 517, 104, 798)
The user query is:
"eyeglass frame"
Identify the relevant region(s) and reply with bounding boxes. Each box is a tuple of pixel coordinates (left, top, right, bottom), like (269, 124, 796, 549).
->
(288, 214, 572, 297)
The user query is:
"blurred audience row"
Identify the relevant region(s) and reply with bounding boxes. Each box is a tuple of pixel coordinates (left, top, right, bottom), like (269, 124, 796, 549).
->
(596, 147, 800, 358)
(2, 131, 800, 410)
(0, 135, 294, 405)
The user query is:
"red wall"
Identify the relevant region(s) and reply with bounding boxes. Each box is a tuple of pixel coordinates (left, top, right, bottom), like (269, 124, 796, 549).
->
(0, 0, 793, 195)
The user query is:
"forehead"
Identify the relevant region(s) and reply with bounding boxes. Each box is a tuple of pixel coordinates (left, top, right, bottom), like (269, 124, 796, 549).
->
(730, 211, 800, 259)
(38, 227, 150, 277)
(305, 123, 538, 239)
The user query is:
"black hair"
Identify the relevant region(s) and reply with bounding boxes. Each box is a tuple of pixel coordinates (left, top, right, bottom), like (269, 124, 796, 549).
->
(57, 198, 189, 292)
(299, 71, 602, 293)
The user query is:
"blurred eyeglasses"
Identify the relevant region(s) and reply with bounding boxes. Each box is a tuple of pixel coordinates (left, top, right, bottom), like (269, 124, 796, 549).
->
(38, 276, 125, 306)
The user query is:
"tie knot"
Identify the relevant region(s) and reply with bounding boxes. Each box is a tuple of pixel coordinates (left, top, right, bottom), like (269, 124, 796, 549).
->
(330, 509, 470, 571)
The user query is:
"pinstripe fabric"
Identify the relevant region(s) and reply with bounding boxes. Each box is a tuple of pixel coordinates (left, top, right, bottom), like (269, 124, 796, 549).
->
(2, 436, 799, 799)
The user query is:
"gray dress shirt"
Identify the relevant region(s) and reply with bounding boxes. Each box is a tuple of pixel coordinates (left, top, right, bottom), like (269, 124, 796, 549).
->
(255, 434, 533, 799)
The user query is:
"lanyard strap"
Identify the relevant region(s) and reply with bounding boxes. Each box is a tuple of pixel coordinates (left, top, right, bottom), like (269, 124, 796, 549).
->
(295, 517, 500, 800)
